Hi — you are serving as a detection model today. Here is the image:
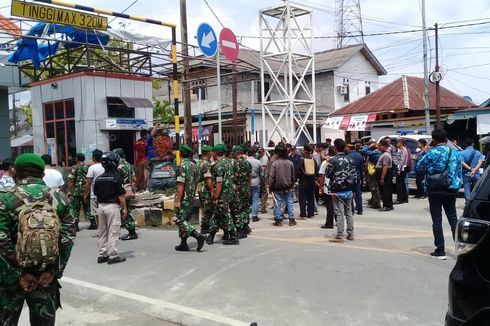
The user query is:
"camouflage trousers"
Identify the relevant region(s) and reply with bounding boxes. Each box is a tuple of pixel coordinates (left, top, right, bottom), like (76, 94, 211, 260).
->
(198, 193, 214, 230)
(69, 195, 95, 223)
(210, 200, 236, 233)
(121, 199, 136, 232)
(0, 281, 61, 326)
(232, 188, 251, 228)
(174, 199, 195, 239)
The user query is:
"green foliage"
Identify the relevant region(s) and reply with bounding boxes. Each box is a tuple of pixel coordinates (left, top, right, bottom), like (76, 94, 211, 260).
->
(20, 102, 32, 127)
(153, 99, 174, 125)
(152, 79, 162, 90)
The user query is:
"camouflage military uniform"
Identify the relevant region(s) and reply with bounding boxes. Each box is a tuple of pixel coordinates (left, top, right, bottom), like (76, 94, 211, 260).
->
(68, 163, 95, 224)
(0, 177, 76, 325)
(116, 160, 136, 233)
(210, 158, 237, 234)
(174, 158, 197, 238)
(227, 158, 240, 223)
(196, 158, 213, 232)
(234, 157, 252, 228)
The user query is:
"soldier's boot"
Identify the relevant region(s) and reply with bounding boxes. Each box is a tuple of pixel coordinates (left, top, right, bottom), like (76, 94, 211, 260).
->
(175, 238, 190, 251)
(200, 223, 210, 235)
(237, 227, 247, 239)
(191, 230, 206, 252)
(121, 229, 138, 241)
(222, 230, 230, 241)
(206, 231, 216, 245)
(75, 221, 80, 232)
(223, 231, 240, 245)
(245, 223, 252, 234)
(87, 220, 98, 230)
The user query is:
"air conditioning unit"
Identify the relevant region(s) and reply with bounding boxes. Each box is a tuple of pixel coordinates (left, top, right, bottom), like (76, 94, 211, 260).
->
(337, 85, 348, 95)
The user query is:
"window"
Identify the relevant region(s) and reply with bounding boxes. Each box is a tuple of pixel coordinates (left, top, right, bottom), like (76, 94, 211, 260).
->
(365, 81, 371, 95)
(43, 99, 76, 166)
(192, 87, 206, 100)
(257, 81, 271, 102)
(343, 78, 350, 102)
(107, 97, 135, 118)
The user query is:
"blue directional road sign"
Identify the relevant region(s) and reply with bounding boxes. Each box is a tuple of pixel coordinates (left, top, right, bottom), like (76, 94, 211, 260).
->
(197, 23, 218, 57)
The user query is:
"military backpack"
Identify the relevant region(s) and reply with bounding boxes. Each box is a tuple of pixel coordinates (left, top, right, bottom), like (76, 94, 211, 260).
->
(15, 192, 61, 271)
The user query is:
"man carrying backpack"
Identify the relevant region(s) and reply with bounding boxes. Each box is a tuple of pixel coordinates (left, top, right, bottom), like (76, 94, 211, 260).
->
(0, 153, 76, 325)
(325, 139, 356, 242)
(296, 144, 318, 218)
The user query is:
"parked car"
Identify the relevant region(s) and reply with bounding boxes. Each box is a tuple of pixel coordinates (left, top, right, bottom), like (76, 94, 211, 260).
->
(446, 167, 490, 325)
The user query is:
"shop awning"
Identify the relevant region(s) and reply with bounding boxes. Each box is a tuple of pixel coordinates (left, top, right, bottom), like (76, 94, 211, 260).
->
(11, 134, 33, 147)
(107, 97, 153, 108)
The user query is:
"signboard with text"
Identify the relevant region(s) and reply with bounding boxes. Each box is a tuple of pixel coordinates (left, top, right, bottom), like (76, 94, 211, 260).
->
(11, 0, 108, 30)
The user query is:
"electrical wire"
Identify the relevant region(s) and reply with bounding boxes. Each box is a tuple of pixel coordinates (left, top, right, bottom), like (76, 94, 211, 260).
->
(203, 0, 225, 28)
(109, 0, 140, 24)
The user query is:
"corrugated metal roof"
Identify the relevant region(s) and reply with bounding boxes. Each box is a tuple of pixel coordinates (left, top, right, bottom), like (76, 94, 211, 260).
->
(331, 76, 476, 116)
(456, 98, 490, 112)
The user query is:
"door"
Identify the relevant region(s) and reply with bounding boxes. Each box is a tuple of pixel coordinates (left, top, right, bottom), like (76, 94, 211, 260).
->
(109, 131, 135, 164)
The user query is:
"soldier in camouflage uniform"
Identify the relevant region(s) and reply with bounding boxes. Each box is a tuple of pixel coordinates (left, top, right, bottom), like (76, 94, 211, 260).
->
(206, 144, 240, 245)
(174, 145, 205, 252)
(232, 146, 252, 239)
(196, 145, 214, 234)
(0, 153, 76, 325)
(113, 148, 138, 241)
(67, 153, 95, 232)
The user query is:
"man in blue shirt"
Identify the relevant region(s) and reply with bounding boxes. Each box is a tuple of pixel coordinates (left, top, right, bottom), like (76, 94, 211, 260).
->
(460, 138, 484, 202)
(346, 144, 364, 215)
(418, 129, 463, 260)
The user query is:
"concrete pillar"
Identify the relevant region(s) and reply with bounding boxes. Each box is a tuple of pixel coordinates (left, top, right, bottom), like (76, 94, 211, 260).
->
(0, 88, 10, 159)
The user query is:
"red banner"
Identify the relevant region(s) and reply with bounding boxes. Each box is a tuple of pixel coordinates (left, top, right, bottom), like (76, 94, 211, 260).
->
(339, 116, 351, 130)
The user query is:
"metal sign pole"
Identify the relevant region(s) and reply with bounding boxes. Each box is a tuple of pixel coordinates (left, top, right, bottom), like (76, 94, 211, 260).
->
(198, 87, 202, 155)
(251, 80, 255, 142)
(216, 51, 222, 142)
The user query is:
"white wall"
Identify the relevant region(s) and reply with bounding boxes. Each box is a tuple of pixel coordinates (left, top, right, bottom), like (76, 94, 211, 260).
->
(32, 74, 153, 157)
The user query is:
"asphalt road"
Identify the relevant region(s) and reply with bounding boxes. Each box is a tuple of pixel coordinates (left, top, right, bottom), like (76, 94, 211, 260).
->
(20, 196, 465, 326)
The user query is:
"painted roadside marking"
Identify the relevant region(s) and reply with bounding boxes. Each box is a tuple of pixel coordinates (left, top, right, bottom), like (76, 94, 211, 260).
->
(61, 277, 250, 326)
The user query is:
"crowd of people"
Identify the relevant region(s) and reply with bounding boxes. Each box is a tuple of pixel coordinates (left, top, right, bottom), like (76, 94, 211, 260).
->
(0, 125, 487, 324)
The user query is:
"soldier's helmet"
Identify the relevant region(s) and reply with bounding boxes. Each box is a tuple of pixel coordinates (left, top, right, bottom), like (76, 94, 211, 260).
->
(101, 151, 120, 170)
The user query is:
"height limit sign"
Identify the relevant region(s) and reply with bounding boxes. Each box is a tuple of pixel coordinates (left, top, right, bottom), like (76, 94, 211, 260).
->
(219, 28, 239, 62)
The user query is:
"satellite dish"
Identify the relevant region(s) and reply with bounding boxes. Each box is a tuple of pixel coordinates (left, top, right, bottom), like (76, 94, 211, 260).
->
(429, 71, 443, 84)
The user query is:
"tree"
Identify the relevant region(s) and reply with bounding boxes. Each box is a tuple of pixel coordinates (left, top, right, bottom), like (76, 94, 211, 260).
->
(153, 99, 174, 125)
(20, 102, 32, 127)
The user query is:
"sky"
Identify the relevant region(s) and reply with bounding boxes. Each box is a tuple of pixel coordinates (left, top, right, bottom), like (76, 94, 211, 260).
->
(1, 0, 489, 104)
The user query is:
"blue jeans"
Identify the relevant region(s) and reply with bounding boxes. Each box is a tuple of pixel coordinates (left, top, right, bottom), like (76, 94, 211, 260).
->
(352, 181, 363, 214)
(251, 185, 260, 217)
(274, 190, 294, 220)
(428, 192, 458, 253)
(463, 175, 479, 202)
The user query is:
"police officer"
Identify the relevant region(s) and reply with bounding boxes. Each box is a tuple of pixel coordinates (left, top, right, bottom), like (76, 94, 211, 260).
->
(0, 153, 76, 324)
(196, 145, 214, 234)
(207, 144, 239, 245)
(174, 145, 206, 252)
(112, 148, 138, 241)
(94, 152, 127, 264)
(67, 153, 95, 232)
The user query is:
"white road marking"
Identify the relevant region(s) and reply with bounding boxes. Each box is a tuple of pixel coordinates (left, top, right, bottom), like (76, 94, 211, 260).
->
(61, 277, 249, 326)
(221, 40, 237, 49)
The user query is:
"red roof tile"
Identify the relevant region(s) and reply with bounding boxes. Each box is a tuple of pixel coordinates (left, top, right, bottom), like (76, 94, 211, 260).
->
(332, 76, 475, 116)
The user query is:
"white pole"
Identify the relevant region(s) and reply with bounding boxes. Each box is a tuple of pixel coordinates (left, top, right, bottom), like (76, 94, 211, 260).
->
(287, 5, 295, 145)
(251, 80, 255, 142)
(198, 87, 202, 155)
(259, 13, 267, 148)
(217, 51, 222, 142)
(422, 0, 431, 132)
(311, 11, 317, 144)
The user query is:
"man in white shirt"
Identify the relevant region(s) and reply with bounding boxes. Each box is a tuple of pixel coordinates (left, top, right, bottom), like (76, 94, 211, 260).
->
(84, 149, 105, 230)
(41, 155, 64, 189)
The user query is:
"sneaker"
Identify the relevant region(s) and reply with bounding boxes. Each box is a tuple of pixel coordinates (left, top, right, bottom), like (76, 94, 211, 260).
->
(97, 256, 108, 264)
(379, 207, 394, 212)
(329, 236, 344, 243)
(107, 256, 126, 265)
(273, 220, 282, 227)
(289, 219, 297, 226)
(321, 225, 333, 229)
(252, 216, 260, 222)
(429, 251, 447, 260)
(346, 234, 354, 241)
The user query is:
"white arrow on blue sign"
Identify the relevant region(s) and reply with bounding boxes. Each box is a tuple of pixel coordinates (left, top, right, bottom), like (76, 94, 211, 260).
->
(197, 23, 218, 57)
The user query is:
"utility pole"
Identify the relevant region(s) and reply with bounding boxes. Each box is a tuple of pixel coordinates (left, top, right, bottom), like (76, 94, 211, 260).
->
(434, 23, 441, 129)
(421, 0, 431, 132)
(232, 63, 238, 145)
(180, 0, 192, 145)
(11, 94, 16, 136)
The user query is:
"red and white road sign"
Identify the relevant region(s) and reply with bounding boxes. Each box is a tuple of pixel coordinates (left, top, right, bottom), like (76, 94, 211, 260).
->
(219, 28, 239, 62)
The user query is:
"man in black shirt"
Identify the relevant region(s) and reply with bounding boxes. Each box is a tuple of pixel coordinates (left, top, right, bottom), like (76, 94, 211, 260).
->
(94, 151, 127, 265)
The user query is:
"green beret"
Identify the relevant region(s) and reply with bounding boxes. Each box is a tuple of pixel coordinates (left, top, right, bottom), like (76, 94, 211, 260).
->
(76, 153, 85, 161)
(113, 148, 124, 157)
(14, 153, 45, 171)
(180, 145, 193, 153)
(232, 145, 244, 153)
(201, 145, 213, 153)
(213, 144, 227, 152)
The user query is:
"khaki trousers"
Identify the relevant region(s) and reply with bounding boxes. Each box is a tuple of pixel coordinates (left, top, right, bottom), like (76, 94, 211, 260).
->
(96, 203, 121, 258)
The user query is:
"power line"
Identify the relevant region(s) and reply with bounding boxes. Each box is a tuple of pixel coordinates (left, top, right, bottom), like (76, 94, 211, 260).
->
(109, 0, 140, 24)
(203, 0, 224, 28)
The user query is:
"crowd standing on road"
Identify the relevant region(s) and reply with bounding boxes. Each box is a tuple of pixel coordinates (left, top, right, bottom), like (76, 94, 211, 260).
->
(0, 125, 484, 324)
